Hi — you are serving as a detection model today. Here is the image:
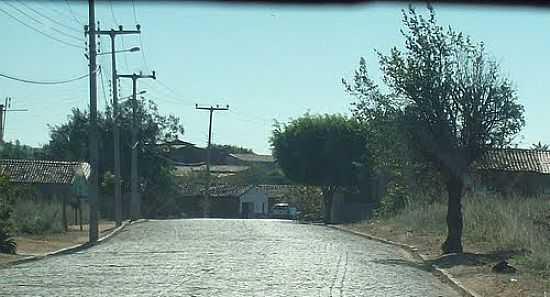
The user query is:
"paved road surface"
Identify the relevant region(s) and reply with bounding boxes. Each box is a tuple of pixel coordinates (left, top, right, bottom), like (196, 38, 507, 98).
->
(0, 219, 460, 297)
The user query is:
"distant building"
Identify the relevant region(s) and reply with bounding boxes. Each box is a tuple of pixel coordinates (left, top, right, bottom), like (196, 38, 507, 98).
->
(173, 164, 250, 178)
(225, 153, 275, 165)
(178, 184, 269, 218)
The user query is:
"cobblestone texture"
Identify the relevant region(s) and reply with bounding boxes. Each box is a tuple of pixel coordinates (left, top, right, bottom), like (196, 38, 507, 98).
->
(0, 219, 460, 297)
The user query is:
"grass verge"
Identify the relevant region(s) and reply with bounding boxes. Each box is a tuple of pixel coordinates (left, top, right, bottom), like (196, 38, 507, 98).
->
(350, 193, 550, 297)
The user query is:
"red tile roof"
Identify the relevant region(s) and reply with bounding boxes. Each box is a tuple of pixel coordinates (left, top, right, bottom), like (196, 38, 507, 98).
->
(0, 159, 91, 185)
(229, 153, 274, 163)
(476, 149, 550, 174)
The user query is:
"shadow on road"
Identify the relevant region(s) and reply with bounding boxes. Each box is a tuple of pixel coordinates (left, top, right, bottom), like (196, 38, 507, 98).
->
(373, 249, 528, 271)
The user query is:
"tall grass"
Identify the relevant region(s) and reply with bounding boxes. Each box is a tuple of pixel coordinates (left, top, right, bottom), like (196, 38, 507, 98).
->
(12, 199, 64, 234)
(381, 193, 550, 273)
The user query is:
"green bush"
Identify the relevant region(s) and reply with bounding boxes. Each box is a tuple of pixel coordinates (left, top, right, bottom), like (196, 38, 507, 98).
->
(0, 175, 16, 254)
(12, 199, 64, 234)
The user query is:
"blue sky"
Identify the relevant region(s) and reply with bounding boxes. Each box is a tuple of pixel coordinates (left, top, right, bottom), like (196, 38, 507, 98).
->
(0, 1, 548, 154)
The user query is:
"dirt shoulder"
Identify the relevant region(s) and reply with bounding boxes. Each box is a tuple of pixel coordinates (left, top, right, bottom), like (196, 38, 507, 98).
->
(0, 222, 116, 265)
(343, 221, 550, 297)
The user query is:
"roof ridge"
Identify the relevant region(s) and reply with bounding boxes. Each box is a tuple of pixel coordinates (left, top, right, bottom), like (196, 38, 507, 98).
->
(0, 159, 85, 165)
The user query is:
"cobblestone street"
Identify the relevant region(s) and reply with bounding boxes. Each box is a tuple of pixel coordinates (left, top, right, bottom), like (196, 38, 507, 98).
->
(0, 219, 460, 297)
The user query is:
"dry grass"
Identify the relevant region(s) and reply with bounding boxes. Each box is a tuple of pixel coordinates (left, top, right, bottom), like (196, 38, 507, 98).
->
(382, 193, 550, 275)
(12, 199, 64, 235)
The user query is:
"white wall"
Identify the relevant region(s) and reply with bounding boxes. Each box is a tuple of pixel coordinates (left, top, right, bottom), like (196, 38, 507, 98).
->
(239, 187, 269, 215)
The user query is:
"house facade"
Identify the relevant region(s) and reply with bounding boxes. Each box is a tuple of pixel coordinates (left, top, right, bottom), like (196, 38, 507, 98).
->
(470, 149, 550, 197)
(178, 184, 269, 218)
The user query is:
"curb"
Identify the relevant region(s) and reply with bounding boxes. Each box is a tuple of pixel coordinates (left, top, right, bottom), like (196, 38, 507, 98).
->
(0, 219, 144, 269)
(329, 225, 483, 297)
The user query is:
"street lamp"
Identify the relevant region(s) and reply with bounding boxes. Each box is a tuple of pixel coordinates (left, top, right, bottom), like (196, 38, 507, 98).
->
(119, 90, 146, 102)
(97, 46, 140, 56)
(85, 47, 140, 59)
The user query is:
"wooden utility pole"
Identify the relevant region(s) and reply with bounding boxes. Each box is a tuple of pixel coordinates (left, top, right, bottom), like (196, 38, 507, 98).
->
(118, 72, 156, 220)
(85, 0, 99, 242)
(195, 104, 229, 217)
(97, 25, 141, 227)
(0, 97, 28, 144)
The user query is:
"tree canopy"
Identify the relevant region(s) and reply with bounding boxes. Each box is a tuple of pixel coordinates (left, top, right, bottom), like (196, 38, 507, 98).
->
(344, 5, 524, 253)
(43, 99, 184, 218)
(270, 113, 367, 222)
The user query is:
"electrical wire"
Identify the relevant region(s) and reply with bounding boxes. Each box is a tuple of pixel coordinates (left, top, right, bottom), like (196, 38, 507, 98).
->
(153, 80, 195, 106)
(63, 0, 84, 26)
(132, 0, 150, 71)
(0, 71, 93, 85)
(4, 1, 83, 42)
(0, 5, 84, 49)
(15, 0, 82, 34)
(109, 0, 130, 72)
(109, 0, 119, 25)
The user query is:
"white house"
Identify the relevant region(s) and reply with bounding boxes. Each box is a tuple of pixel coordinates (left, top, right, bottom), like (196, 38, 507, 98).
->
(238, 186, 269, 218)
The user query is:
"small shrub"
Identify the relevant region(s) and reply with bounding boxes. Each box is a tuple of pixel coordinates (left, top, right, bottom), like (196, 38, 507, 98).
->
(0, 175, 16, 254)
(0, 231, 16, 254)
(12, 199, 64, 234)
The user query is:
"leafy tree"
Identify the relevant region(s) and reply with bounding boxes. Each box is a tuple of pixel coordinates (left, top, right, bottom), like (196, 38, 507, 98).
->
(0, 140, 44, 159)
(210, 144, 253, 155)
(343, 58, 445, 214)
(270, 114, 367, 223)
(531, 141, 549, 151)
(344, 6, 524, 253)
(43, 99, 184, 218)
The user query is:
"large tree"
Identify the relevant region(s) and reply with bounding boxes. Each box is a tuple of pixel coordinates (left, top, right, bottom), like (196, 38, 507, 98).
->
(270, 114, 367, 223)
(44, 99, 184, 218)
(344, 6, 524, 253)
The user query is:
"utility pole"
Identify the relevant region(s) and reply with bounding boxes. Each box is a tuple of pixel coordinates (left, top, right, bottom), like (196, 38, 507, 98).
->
(97, 25, 141, 227)
(195, 104, 229, 217)
(85, 0, 99, 242)
(118, 72, 156, 220)
(0, 97, 28, 144)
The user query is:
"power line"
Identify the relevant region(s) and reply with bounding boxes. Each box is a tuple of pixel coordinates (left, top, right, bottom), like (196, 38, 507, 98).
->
(109, 0, 119, 25)
(15, 0, 82, 34)
(63, 0, 84, 26)
(0, 5, 84, 49)
(109, 1, 131, 72)
(0, 71, 92, 85)
(5, 1, 83, 42)
(132, 0, 150, 71)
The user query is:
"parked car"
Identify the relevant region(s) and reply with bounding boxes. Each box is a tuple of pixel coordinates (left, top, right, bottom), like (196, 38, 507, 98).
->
(271, 203, 300, 219)
(271, 203, 290, 219)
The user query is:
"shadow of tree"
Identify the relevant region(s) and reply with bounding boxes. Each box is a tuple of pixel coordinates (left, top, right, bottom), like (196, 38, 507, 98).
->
(373, 249, 528, 271)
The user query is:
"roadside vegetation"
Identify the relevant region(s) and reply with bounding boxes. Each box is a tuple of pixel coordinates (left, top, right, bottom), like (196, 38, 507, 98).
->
(382, 194, 550, 274)
(12, 198, 64, 235)
(0, 176, 16, 254)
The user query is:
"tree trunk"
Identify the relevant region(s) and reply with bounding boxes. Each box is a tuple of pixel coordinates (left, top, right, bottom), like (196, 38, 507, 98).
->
(61, 195, 68, 232)
(322, 187, 336, 224)
(442, 174, 464, 254)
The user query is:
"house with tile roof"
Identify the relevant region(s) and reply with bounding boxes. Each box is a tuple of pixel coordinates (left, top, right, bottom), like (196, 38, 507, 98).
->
(226, 153, 275, 164)
(178, 184, 269, 218)
(0, 159, 91, 230)
(469, 149, 550, 197)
